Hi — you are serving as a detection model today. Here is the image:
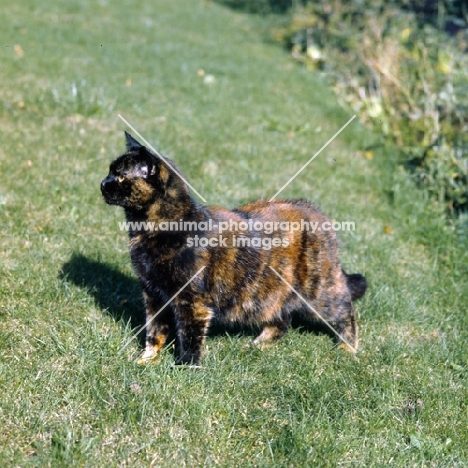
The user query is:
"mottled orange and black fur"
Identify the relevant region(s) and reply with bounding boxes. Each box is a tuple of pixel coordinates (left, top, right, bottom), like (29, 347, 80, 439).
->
(101, 132, 367, 365)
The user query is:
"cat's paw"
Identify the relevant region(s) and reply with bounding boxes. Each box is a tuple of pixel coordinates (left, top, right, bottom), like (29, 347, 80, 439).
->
(338, 342, 358, 354)
(252, 338, 274, 350)
(136, 349, 160, 365)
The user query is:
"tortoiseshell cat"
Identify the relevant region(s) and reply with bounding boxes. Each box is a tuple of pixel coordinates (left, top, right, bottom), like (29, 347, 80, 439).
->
(101, 132, 367, 365)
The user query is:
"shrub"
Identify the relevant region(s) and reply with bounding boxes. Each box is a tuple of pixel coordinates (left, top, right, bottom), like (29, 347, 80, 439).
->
(275, 0, 468, 212)
(213, 0, 295, 15)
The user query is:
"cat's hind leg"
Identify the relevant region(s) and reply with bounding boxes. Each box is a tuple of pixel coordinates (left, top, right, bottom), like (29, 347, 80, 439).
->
(301, 283, 358, 353)
(328, 277, 359, 352)
(253, 313, 291, 349)
(333, 301, 358, 353)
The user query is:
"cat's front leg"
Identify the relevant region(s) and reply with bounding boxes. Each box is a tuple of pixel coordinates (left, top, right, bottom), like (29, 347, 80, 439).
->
(137, 292, 173, 365)
(174, 299, 213, 366)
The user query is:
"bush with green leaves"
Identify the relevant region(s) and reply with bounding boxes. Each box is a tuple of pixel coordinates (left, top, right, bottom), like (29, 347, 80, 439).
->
(274, 0, 468, 212)
(213, 0, 295, 14)
(216, 0, 466, 20)
(217, 0, 468, 211)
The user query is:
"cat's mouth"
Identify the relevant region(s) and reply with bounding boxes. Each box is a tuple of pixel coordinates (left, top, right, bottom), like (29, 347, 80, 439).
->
(102, 194, 121, 206)
(101, 190, 123, 206)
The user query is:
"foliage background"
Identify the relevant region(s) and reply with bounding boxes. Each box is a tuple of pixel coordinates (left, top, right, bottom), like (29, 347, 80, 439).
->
(220, 0, 468, 212)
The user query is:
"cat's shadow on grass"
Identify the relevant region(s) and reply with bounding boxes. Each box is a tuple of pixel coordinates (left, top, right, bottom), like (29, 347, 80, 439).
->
(59, 253, 147, 347)
(58, 254, 258, 349)
(59, 253, 332, 350)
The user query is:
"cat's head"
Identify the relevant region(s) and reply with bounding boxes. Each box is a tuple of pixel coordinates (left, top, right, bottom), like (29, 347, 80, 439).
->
(101, 132, 189, 212)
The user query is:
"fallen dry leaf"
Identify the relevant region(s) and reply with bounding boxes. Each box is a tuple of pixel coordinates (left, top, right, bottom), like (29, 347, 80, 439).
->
(14, 44, 24, 57)
(129, 382, 142, 394)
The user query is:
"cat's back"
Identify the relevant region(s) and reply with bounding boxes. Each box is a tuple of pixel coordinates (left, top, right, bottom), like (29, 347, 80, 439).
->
(234, 198, 327, 222)
(236, 198, 341, 267)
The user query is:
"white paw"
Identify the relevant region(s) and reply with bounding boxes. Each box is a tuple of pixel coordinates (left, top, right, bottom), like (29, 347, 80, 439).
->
(136, 348, 160, 365)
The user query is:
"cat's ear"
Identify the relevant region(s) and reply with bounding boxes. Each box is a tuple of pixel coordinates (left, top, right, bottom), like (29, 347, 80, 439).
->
(124, 131, 143, 149)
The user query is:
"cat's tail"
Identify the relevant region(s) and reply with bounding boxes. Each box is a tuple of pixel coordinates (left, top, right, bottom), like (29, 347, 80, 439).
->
(343, 270, 367, 301)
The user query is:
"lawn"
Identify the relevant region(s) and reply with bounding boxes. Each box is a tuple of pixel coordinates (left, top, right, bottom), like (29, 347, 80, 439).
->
(1, 0, 467, 466)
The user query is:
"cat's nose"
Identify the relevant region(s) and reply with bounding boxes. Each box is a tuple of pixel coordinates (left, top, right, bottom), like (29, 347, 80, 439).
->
(101, 176, 112, 193)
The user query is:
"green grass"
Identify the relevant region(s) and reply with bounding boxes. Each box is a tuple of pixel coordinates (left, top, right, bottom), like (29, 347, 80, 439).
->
(1, 0, 467, 466)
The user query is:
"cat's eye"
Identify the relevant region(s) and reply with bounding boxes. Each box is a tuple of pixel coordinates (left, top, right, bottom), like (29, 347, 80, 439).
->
(117, 175, 125, 183)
